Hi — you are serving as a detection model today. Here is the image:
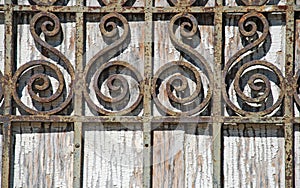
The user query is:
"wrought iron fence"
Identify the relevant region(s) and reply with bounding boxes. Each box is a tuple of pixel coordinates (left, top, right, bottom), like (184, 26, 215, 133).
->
(0, 0, 298, 187)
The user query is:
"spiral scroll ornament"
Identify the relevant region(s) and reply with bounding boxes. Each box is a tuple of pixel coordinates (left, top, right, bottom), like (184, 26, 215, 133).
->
(30, 0, 58, 5)
(222, 11, 284, 116)
(168, 0, 196, 6)
(12, 12, 75, 115)
(240, 0, 268, 6)
(152, 13, 213, 116)
(101, 0, 128, 6)
(83, 13, 143, 116)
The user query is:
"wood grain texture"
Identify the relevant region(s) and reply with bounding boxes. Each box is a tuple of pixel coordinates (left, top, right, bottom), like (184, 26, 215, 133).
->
(0, 13, 4, 114)
(82, 123, 143, 188)
(0, 126, 2, 188)
(294, 19, 300, 116)
(152, 124, 213, 188)
(295, 126, 300, 186)
(12, 122, 74, 187)
(223, 124, 285, 187)
(0, 13, 4, 74)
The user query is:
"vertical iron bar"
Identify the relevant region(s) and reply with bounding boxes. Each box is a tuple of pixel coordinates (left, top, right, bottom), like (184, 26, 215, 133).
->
(143, 0, 153, 186)
(73, 0, 84, 186)
(212, 4, 223, 187)
(2, 1, 13, 187)
(285, 1, 295, 186)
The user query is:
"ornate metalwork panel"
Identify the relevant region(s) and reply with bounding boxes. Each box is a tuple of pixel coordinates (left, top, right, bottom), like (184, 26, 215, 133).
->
(0, 0, 299, 187)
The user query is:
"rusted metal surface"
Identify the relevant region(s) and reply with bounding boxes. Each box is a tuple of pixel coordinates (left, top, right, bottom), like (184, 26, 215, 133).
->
(12, 11, 75, 115)
(222, 11, 284, 117)
(30, 0, 58, 5)
(0, 0, 299, 187)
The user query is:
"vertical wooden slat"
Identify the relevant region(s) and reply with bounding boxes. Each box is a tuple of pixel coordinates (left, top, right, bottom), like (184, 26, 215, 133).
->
(184, 125, 213, 187)
(223, 124, 285, 187)
(12, 122, 74, 187)
(153, 124, 213, 187)
(152, 125, 185, 187)
(82, 123, 144, 187)
(294, 126, 300, 185)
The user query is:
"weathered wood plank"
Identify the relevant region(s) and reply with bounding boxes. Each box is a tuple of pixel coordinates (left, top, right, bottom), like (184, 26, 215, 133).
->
(153, 125, 185, 188)
(12, 122, 74, 187)
(82, 123, 143, 188)
(185, 125, 213, 188)
(0, 126, 2, 188)
(294, 126, 300, 186)
(223, 124, 285, 187)
(152, 124, 213, 188)
(0, 13, 4, 114)
(294, 19, 300, 116)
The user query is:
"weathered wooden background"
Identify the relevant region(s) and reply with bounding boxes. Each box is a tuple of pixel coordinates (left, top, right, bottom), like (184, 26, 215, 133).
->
(0, 0, 300, 187)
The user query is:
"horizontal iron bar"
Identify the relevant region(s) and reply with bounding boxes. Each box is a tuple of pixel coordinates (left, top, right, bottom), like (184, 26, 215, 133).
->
(8, 5, 289, 13)
(0, 115, 289, 124)
(11, 5, 145, 13)
(223, 5, 288, 12)
(6, 115, 143, 123)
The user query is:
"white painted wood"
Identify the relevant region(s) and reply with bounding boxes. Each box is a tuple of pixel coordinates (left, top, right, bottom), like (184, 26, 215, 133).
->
(0, 13, 4, 111)
(0, 127, 2, 188)
(153, 124, 213, 187)
(12, 122, 74, 187)
(223, 124, 285, 187)
(0, 14, 4, 74)
(294, 20, 300, 116)
(294, 126, 300, 186)
(82, 123, 143, 188)
(185, 125, 213, 188)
